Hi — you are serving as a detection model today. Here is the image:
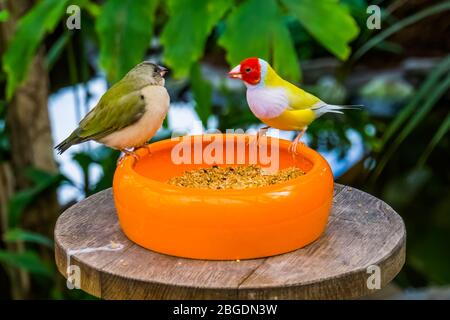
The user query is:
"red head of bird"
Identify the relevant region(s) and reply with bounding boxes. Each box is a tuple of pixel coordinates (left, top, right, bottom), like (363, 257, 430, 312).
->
(228, 57, 267, 86)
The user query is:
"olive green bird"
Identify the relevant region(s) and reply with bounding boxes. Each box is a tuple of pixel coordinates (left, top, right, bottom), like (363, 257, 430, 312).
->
(56, 62, 169, 159)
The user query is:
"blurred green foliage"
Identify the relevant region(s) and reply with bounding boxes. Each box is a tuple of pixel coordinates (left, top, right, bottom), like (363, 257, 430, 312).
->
(366, 56, 450, 287)
(161, 0, 232, 78)
(2, 0, 68, 99)
(7, 168, 65, 228)
(3, 0, 360, 100)
(97, 0, 159, 83)
(0, 0, 449, 299)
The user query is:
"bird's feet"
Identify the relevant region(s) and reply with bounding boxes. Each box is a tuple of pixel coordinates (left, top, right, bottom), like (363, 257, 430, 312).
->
(288, 140, 304, 155)
(117, 149, 140, 166)
(288, 128, 307, 158)
(132, 143, 153, 157)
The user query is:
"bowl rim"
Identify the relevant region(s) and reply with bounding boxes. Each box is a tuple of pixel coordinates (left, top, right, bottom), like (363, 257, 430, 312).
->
(116, 134, 330, 195)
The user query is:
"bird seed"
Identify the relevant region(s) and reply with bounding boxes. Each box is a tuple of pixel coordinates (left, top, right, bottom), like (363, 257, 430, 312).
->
(167, 165, 305, 190)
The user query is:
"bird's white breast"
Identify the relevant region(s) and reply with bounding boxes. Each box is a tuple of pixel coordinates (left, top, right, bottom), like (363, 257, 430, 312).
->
(101, 86, 170, 150)
(246, 86, 289, 119)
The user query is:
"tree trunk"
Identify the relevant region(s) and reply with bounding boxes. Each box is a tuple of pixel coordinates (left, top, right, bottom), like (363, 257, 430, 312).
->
(7, 51, 60, 235)
(0, 0, 60, 299)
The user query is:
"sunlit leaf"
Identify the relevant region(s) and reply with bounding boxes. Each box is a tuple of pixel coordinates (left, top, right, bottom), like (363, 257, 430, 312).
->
(2, 0, 69, 100)
(0, 9, 9, 22)
(219, 0, 301, 82)
(282, 0, 359, 60)
(272, 19, 301, 82)
(161, 0, 231, 78)
(78, 0, 101, 17)
(3, 228, 53, 248)
(96, 0, 159, 83)
(0, 250, 52, 277)
(190, 63, 213, 124)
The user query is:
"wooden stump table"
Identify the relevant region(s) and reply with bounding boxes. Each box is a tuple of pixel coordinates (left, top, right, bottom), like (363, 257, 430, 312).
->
(55, 184, 406, 299)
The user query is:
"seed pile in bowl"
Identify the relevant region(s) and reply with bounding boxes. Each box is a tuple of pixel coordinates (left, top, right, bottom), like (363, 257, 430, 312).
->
(167, 165, 305, 190)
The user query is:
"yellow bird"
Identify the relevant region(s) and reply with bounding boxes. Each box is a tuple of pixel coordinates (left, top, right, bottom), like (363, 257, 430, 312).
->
(228, 57, 359, 152)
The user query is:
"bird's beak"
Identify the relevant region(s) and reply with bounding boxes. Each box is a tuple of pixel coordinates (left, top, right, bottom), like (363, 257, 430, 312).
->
(228, 65, 242, 79)
(158, 66, 169, 77)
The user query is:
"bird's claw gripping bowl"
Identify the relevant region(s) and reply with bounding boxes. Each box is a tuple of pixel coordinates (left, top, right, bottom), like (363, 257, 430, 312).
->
(113, 134, 333, 260)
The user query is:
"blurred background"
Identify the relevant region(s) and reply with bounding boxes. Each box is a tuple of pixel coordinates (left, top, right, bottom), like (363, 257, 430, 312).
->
(0, 0, 449, 299)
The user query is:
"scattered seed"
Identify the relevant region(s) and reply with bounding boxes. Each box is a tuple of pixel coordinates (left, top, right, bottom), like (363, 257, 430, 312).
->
(167, 165, 305, 190)
(109, 241, 120, 249)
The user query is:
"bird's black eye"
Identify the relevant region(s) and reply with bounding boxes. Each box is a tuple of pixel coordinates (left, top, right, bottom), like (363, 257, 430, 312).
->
(245, 67, 251, 73)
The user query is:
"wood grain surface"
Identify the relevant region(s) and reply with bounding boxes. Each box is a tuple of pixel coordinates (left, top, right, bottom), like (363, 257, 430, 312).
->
(54, 184, 406, 299)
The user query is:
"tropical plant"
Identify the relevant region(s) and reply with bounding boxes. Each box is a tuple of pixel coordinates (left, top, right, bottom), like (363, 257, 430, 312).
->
(0, 0, 449, 299)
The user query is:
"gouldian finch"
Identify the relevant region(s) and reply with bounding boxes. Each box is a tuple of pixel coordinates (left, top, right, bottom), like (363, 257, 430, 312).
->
(228, 57, 359, 153)
(56, 62, 169, 159)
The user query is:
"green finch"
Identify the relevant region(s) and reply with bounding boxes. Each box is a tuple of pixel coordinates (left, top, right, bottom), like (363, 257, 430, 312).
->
(56, 62, 169, 159)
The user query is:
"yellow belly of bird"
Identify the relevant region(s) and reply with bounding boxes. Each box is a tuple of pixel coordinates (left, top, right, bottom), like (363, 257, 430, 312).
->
(261, 108, 316, 131)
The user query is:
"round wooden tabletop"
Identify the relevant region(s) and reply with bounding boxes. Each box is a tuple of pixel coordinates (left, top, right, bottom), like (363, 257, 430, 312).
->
(55, 184, 406, 299)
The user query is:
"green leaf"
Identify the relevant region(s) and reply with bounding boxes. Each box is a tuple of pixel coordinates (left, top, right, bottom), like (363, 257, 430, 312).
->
(353, 1, 450, 61)
(8, 168, 64, 228)
(161, 0, 232, 78)
(45, 32, 72, 70)
(72, 147, 120, 196)
(24, 167, 63, 185)
(96, 0, 159, 83)
(282, 0, 359, 60)
(0, 250, 52, 277)
(380, 56, 450, 149)
(3, 228, 53, 248)
(219, 0, 301, 82)
(417, 112, 450, 167)
(78, 0, 101, 17)
(72, 151, 94, 196)
(0, 9, 10, 22)
(190, 63, 213, 124)
(391, 74, 450, 150)
(2, 0, 69, 100)
(272, 20, 301, 82)
(374, 73, 450, 179)
(409, 227, 450, 284)
(91, 148, 120, 194)
(8, 190, 39, 228)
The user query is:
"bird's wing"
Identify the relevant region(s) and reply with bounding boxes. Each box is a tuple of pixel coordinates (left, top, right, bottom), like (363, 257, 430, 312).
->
(280, 79, 322, 110)
(77, 81, 146, 141)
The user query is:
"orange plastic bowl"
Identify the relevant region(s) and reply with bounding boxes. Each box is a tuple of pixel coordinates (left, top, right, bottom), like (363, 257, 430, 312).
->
(113, 134, 334, 260)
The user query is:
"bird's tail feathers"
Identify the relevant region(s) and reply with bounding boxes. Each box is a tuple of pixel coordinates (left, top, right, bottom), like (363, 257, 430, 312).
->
(312, 103, 363, 118)
(55, 131, 83, 154)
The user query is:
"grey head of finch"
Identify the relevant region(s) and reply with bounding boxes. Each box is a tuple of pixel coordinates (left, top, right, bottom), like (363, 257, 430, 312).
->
(124, 61, 169, 87)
